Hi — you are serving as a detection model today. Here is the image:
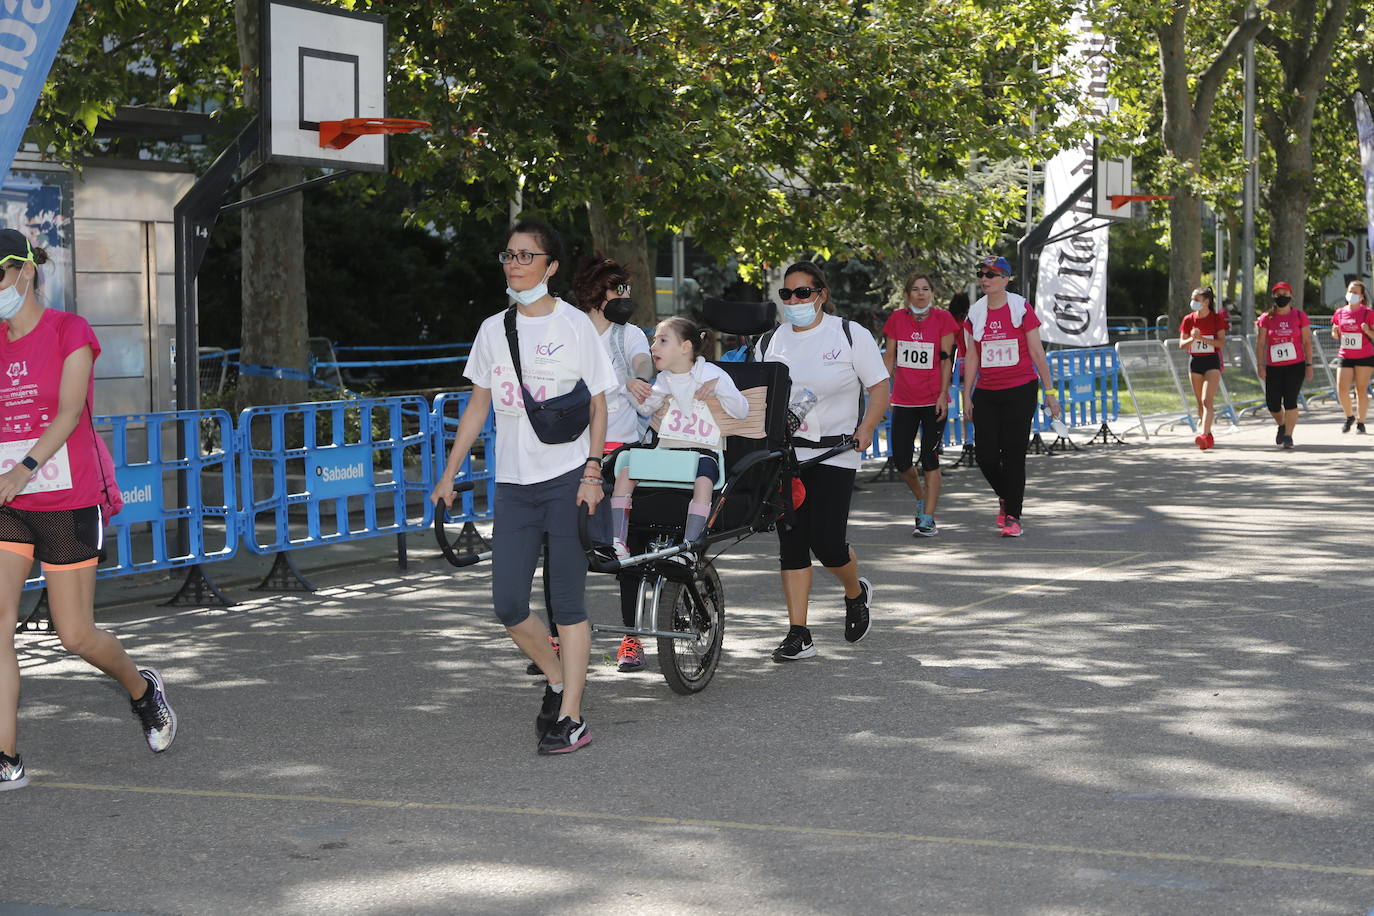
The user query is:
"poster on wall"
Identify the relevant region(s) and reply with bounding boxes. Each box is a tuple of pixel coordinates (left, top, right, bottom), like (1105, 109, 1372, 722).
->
(0, 169, 75, 312)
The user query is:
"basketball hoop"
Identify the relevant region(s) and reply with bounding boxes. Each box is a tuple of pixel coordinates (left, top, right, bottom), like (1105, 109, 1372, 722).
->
(318, 117, 430, 150)
(1109, 194, 1172, 209)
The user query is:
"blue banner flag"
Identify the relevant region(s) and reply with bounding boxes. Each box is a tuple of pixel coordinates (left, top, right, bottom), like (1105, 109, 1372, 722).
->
(1356, 92, 1374, 267)
(1, 0, 79, 180)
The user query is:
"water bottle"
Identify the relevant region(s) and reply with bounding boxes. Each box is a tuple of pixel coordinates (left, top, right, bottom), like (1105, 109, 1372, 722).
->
(786, 387, 818, 434)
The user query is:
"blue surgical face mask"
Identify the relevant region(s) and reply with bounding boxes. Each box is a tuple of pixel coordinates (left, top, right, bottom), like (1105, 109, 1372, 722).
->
(782, 302, 819, 327)
(1189, 299, 1203, 312)
(506, 266, 553, 306)
(0, 270, 30, 321)
(909, 303, 933, 316)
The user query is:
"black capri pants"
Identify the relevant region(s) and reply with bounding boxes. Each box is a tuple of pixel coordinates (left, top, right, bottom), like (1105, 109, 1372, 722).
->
(890, 405, 946, 473)
(972, 380, 1039, 520)
(1265, 362, 1305, 412)
(778, 463, 856, 570)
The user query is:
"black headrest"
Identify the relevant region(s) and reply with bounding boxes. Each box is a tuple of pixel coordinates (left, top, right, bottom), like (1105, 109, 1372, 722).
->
(702, 298, 776, 336)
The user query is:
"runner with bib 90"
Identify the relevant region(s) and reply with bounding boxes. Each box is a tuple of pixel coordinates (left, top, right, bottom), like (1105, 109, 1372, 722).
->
(1331, 280, 1374, 434)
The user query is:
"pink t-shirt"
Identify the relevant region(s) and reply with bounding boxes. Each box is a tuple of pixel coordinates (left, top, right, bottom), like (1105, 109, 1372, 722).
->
(1256, 308, 1309, 366)
(965, 303, 1042, 391)
(1333, 305, 1374, 359)
(882, 307, 959, 406)
(0, 309, 104, 511)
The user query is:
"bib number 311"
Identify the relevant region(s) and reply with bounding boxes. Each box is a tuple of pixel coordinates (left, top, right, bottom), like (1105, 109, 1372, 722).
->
(981, 339, 1019, 369)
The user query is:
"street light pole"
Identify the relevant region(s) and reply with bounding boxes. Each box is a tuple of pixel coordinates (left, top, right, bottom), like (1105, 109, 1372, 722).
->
(1240, 5, 1258, 330)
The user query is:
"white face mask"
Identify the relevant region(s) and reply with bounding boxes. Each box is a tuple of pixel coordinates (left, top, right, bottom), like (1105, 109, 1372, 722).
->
(506, 265, 553, 306)
(1189, 299, 1203, 311)
(1347, 292, 1363, 306)
(782, 302, 819, 327)
(0, 270, 30, 321)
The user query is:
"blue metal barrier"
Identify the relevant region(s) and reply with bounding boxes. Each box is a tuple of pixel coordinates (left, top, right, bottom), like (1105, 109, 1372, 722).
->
(1047, 347, 1121, 428)
(238, 396, 435, 554)
(23, 409, 238, 591)
(432, 391, 497, 522)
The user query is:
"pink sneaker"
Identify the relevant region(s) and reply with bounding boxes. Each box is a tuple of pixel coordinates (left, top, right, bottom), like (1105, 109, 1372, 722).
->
(1000, 517, 1023, 537)
(996, 498, 1006, 529)
(612, 537, 632, 560)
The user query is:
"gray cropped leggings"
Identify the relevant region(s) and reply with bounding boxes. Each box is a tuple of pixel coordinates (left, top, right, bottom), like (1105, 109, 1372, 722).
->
(492, 467, 589, 628)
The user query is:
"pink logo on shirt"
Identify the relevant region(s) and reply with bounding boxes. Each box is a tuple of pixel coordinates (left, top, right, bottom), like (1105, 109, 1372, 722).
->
(822, 348, 841, 361)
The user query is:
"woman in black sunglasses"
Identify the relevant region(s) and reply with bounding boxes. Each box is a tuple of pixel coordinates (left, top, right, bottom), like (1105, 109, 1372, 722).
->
(959, 256, 1059, 538)
(757, 261, 889, 662)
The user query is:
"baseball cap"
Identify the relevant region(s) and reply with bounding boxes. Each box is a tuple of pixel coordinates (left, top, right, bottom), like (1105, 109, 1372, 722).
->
(979, 255, 1012, 277)
(0, 229, 34, 266)
(1270, 281, 1293, 295)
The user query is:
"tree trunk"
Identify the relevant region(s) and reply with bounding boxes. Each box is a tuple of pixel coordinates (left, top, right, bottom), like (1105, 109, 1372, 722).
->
(235, 0, 309, 412)
(1265, 142, 1315, 309)
(586, 192, 656, 326)
(1166, 189, 1204, 328)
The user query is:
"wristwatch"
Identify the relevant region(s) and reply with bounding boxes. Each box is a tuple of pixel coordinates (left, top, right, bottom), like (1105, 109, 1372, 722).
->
(20, 455, 37, 472)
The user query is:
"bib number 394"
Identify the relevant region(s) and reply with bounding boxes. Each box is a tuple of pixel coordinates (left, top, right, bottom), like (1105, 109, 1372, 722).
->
(0, 439, 73, 494)
(981, 338, 1019, 369)
(1268, 341, 1297, 364)
(662, 399, 718, 447)
(896, 339, 935, 369)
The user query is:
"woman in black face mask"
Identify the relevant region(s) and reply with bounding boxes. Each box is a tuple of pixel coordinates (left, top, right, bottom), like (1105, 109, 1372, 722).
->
(571, 256, 655, 672)
(1255, 281, 1312, 449)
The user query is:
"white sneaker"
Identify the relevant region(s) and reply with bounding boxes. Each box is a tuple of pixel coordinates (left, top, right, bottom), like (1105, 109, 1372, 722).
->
(611, 537, 631, 560)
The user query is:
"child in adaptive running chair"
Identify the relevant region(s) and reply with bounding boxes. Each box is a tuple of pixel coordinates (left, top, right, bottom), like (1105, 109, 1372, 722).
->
(610, 316, 749, 558)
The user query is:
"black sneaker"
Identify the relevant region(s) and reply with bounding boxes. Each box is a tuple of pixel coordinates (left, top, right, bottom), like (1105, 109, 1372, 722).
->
(537, 716, 591, 755)
(1343, 416, 1355, 433)
(844, 577, 873, 643)
(536, 684, 562, 739)
(1282, 435, 1295, 450)
(1360, 423, 1368, 435)
(0, 751, 27, 791)
(130, 669, 177, 753)
(1275, 426, 1285, 446)
(772, 625, 816, 662)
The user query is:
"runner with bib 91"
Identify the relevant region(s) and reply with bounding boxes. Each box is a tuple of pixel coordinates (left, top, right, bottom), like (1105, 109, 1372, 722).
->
(1254, 281, 1312, 449)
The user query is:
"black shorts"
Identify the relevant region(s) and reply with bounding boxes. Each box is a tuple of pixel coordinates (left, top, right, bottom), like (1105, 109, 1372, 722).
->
(0, 505, 104, 567)
(1339, 355, 1374, 368)
(1190, 354, 1222, 375)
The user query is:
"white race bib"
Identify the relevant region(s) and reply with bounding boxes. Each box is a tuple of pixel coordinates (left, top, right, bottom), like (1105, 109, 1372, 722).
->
(1341, 332, 1363, 351)
(0, 439, 73, 494)
(1191, 341, 1214, 354)
(896, 339, 935, 370)
(981, 338, 1020, 369)
(660, 398, 720, 448)
(1269, 341, 1298, 364)
(492, 366, 555, 418)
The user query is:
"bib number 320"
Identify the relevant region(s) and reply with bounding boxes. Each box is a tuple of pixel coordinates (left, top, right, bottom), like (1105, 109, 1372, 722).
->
(663, 399, 718, 447)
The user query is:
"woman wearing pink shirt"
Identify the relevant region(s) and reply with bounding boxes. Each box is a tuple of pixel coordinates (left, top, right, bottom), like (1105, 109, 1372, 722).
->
(882, 271, 957, 536)
(960, 256, 1060, 538)
(1331, 280, 1374, 434)
(1255, 281, 1313, 449)
(0, 230, 176, 792)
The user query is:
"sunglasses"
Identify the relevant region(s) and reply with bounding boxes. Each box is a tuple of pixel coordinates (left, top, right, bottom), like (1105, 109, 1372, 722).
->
(497, 250, 550, 265)
(614, 284, 631, 297)
(778, 286, 824, 301)
(976, 271, 1008, 279)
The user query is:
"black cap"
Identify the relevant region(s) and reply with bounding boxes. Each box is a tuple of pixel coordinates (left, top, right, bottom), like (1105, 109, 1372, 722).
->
(0, 229, 33, 265)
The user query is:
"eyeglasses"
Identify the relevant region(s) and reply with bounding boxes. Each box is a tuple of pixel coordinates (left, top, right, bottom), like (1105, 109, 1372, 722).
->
(614, 284, 631, 297)
(975, 271, 1007, 279)
(778, 286, 824, 301)
(497, 250, 550, 265)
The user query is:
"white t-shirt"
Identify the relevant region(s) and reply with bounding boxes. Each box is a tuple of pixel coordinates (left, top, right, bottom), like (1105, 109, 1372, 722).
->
(763, 315, 888, 470)
(465, 299, 617, 485)
(599, 322, 652, 444)
(638, 357, 749, 450)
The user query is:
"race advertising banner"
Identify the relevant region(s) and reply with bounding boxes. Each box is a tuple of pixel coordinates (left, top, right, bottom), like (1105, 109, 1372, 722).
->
(1036, 12, 1111, 347)
(0, 0, 79, 180)
(1355, 92, 1374, 267)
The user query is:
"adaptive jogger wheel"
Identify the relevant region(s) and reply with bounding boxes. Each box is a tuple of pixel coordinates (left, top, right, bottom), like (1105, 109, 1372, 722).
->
(655, 561, 725, 695)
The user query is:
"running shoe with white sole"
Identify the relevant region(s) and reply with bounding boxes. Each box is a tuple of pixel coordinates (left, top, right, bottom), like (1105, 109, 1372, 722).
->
(612, 537, 632, 560)
(130, 668, 177, 753)
(1001, 516, 1023, 537)
(915, 513, 937, 537)
(1360, 423, 1368, 435)
(0, 752, 27, 791)
(1282, 435, 1295, 450)
(616, 635, 646, 672)
(537, 716, 591, 755)
(772, 625, 816, 662)
(996, 498, 1006, 529)
(844, 578, 873, 643)
(1275, 426, 1285, 446)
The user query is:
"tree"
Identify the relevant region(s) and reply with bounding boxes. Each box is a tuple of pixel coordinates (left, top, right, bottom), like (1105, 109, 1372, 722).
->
(1257, 0, 1353, 310)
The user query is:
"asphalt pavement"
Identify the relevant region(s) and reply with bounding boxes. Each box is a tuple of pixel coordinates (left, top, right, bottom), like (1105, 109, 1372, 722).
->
(2, 406, 1372, 915)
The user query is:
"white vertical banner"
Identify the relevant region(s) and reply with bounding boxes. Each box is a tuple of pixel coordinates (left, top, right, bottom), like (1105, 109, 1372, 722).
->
(1355, 91, 1374, 267)
(1036, 12, 1111, 347)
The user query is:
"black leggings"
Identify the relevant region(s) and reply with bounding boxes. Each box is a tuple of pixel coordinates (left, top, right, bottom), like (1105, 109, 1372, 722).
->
(972, 381, 1039, 519)
(778, 463, 856, 570)
(891, 405, 946, 473)
(1264, 363, 1305, 412)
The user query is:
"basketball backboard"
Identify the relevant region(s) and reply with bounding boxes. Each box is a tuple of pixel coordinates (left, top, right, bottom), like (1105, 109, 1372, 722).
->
(1092, 140, 1133, 221)
(262, 0, 387, 172)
